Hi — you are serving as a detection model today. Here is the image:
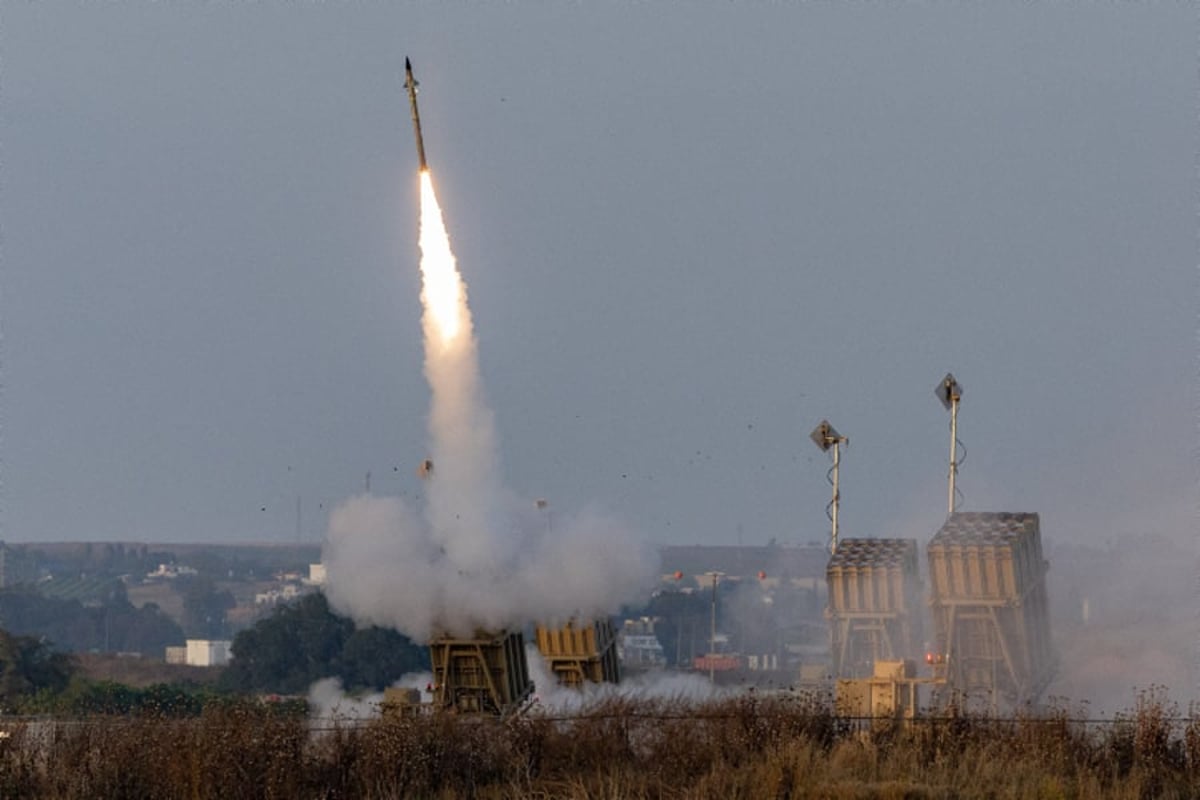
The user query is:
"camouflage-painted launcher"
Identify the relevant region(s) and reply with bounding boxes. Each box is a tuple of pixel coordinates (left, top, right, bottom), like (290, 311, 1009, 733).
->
(428, 630, 534, 717)
(534, 619, 620, 688)
(826, 538, 924, 679)
(926, 512, 1054, 710)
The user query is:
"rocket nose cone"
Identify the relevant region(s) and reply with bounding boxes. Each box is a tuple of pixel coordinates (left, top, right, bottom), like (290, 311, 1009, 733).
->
(405, 57, 412, 70)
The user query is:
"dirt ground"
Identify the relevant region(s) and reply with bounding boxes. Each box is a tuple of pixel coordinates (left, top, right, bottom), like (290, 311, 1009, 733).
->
(73, 652, 223, 687)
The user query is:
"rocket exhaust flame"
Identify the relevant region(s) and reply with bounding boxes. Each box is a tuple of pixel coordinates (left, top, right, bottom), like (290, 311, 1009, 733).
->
(418, 172, 466, 346)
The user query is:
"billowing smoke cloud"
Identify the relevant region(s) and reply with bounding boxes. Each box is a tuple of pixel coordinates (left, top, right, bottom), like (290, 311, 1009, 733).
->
(324, 495, 654, 641)
(323, 172, 655, 640)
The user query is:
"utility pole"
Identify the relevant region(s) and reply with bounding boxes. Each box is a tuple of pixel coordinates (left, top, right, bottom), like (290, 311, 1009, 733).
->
(705, 571, 724, 685)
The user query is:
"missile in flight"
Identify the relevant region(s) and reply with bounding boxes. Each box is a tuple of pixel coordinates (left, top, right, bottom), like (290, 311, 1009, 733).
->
(404, 57, 428, 171)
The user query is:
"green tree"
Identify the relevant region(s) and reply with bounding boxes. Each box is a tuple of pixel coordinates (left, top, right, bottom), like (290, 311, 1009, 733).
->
(340, 626, 430, 691)
(220, 593, 353, 694)
(0, 630, 75, 710)
(219, 593, 428, 695)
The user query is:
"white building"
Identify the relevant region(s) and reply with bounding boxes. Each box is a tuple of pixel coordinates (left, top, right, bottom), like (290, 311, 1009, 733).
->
(185, 639, 231, 667)
(255, 584, 301, 606)
(619, 634, 667, 667)
(307, 563, 326, 586)
(146, 563, 198, 579)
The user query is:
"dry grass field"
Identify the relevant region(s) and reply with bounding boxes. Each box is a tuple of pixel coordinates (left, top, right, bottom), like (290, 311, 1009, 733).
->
(0, 691, 1197, 799)
(73, 653, 222, 688)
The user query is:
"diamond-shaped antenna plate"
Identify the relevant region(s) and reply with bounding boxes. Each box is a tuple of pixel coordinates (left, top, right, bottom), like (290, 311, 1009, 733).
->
(935, 373, 962, 410)
(810, 420, 841, 452)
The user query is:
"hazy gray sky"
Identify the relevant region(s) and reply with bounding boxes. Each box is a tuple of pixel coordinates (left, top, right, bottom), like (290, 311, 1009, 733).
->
(1, 4, 1194, 547)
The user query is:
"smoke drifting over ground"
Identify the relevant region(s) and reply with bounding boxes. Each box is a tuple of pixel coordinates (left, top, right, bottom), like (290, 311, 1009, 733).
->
(1044, 533, 1197, 716)
(306, 657, 715, 725)
(307, 677, 385, 724)
(324, 172, 655, 640)
(307, 672, 435, 725)
(525, 646, 720, 713)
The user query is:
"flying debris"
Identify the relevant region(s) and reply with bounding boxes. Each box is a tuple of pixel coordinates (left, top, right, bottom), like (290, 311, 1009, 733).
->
(417, 459, 435, 480)
(404, 57, 429, 171)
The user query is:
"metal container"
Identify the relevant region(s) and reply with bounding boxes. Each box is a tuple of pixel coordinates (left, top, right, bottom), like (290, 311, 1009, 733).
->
(429, 630, 534, 717)
(835, 659, 921, 724)
(534, 619, 621, 687)
(926, 512, 1053, 709)
(380, 687, 424, 717)
(826, 538, 923, 678)
(693, 653, 742, 672)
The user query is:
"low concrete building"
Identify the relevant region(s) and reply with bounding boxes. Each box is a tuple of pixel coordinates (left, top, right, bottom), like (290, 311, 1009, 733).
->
(185, 639, 231, 667)
(618, 618, 667, 667)
(255, 584, 301, 606)
(146, 563, 198, 579)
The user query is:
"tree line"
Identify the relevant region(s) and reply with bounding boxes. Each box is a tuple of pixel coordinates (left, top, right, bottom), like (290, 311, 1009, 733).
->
(0, 590, 427, 713)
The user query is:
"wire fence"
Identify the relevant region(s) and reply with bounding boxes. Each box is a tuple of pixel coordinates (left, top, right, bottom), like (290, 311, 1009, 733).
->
(0, 708, 1194, 731)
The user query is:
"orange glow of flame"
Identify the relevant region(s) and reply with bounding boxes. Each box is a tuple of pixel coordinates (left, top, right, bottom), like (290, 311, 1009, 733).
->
(418, 170, 466, 345)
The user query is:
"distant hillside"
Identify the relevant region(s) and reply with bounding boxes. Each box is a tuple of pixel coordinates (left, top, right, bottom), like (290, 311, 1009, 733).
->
(21, 542, 322, 567)
(7, 542, 322, 584)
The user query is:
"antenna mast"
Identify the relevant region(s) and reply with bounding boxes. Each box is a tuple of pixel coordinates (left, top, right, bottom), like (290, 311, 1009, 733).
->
(935, 373, 964, 514)
(810, 420, 848, 554)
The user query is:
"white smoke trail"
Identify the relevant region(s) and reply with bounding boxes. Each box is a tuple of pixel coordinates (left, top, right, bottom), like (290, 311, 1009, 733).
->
(323, 171, 655, 642)
(415, 172, 505, 574)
